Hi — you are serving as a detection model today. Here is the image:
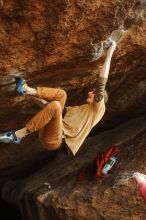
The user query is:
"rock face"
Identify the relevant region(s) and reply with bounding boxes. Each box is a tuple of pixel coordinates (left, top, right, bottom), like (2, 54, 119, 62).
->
(0, 0, 146, 219)
(1, 117, 146, 220)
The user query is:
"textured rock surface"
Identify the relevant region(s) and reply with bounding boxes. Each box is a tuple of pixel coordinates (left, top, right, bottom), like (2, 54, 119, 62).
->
(1, 117, 146, 220)
(0, 0, 146, 219)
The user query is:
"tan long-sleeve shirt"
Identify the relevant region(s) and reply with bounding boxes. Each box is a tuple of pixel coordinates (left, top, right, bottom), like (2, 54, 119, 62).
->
(63, 77, 107, 155)
(63, 100, 105, 155)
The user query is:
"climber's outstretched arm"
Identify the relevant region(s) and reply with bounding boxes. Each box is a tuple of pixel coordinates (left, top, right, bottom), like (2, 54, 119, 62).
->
(99, 41, 117, 79)
(92, 41, 117, 103)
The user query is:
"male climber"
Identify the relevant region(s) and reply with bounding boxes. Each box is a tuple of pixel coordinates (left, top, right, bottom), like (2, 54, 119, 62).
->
(0, 41, 117, 155)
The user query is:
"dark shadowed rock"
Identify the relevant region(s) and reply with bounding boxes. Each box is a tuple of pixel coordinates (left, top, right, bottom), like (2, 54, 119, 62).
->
(0, 0, 146, 219)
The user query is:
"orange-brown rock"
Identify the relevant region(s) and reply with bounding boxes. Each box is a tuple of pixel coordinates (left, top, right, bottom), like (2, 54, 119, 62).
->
(0, 0, 146, 219)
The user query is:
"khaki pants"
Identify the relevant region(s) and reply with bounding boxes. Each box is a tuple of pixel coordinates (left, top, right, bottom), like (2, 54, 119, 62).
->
(25, 87, 67, 150)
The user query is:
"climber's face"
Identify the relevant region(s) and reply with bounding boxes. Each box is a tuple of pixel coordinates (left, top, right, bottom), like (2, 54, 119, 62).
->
(86, 91, 95, 104)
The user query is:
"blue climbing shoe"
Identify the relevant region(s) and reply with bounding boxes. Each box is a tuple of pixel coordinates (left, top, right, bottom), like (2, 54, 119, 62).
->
(15, 77, 26, 95)
(0, 131, 21, 144)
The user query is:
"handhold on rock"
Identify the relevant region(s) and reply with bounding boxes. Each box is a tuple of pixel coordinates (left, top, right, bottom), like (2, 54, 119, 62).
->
(91, 26, 125, 61)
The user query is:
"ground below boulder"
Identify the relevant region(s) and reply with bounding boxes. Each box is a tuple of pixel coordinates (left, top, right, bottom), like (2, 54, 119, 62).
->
(1, 116, 146, 220)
